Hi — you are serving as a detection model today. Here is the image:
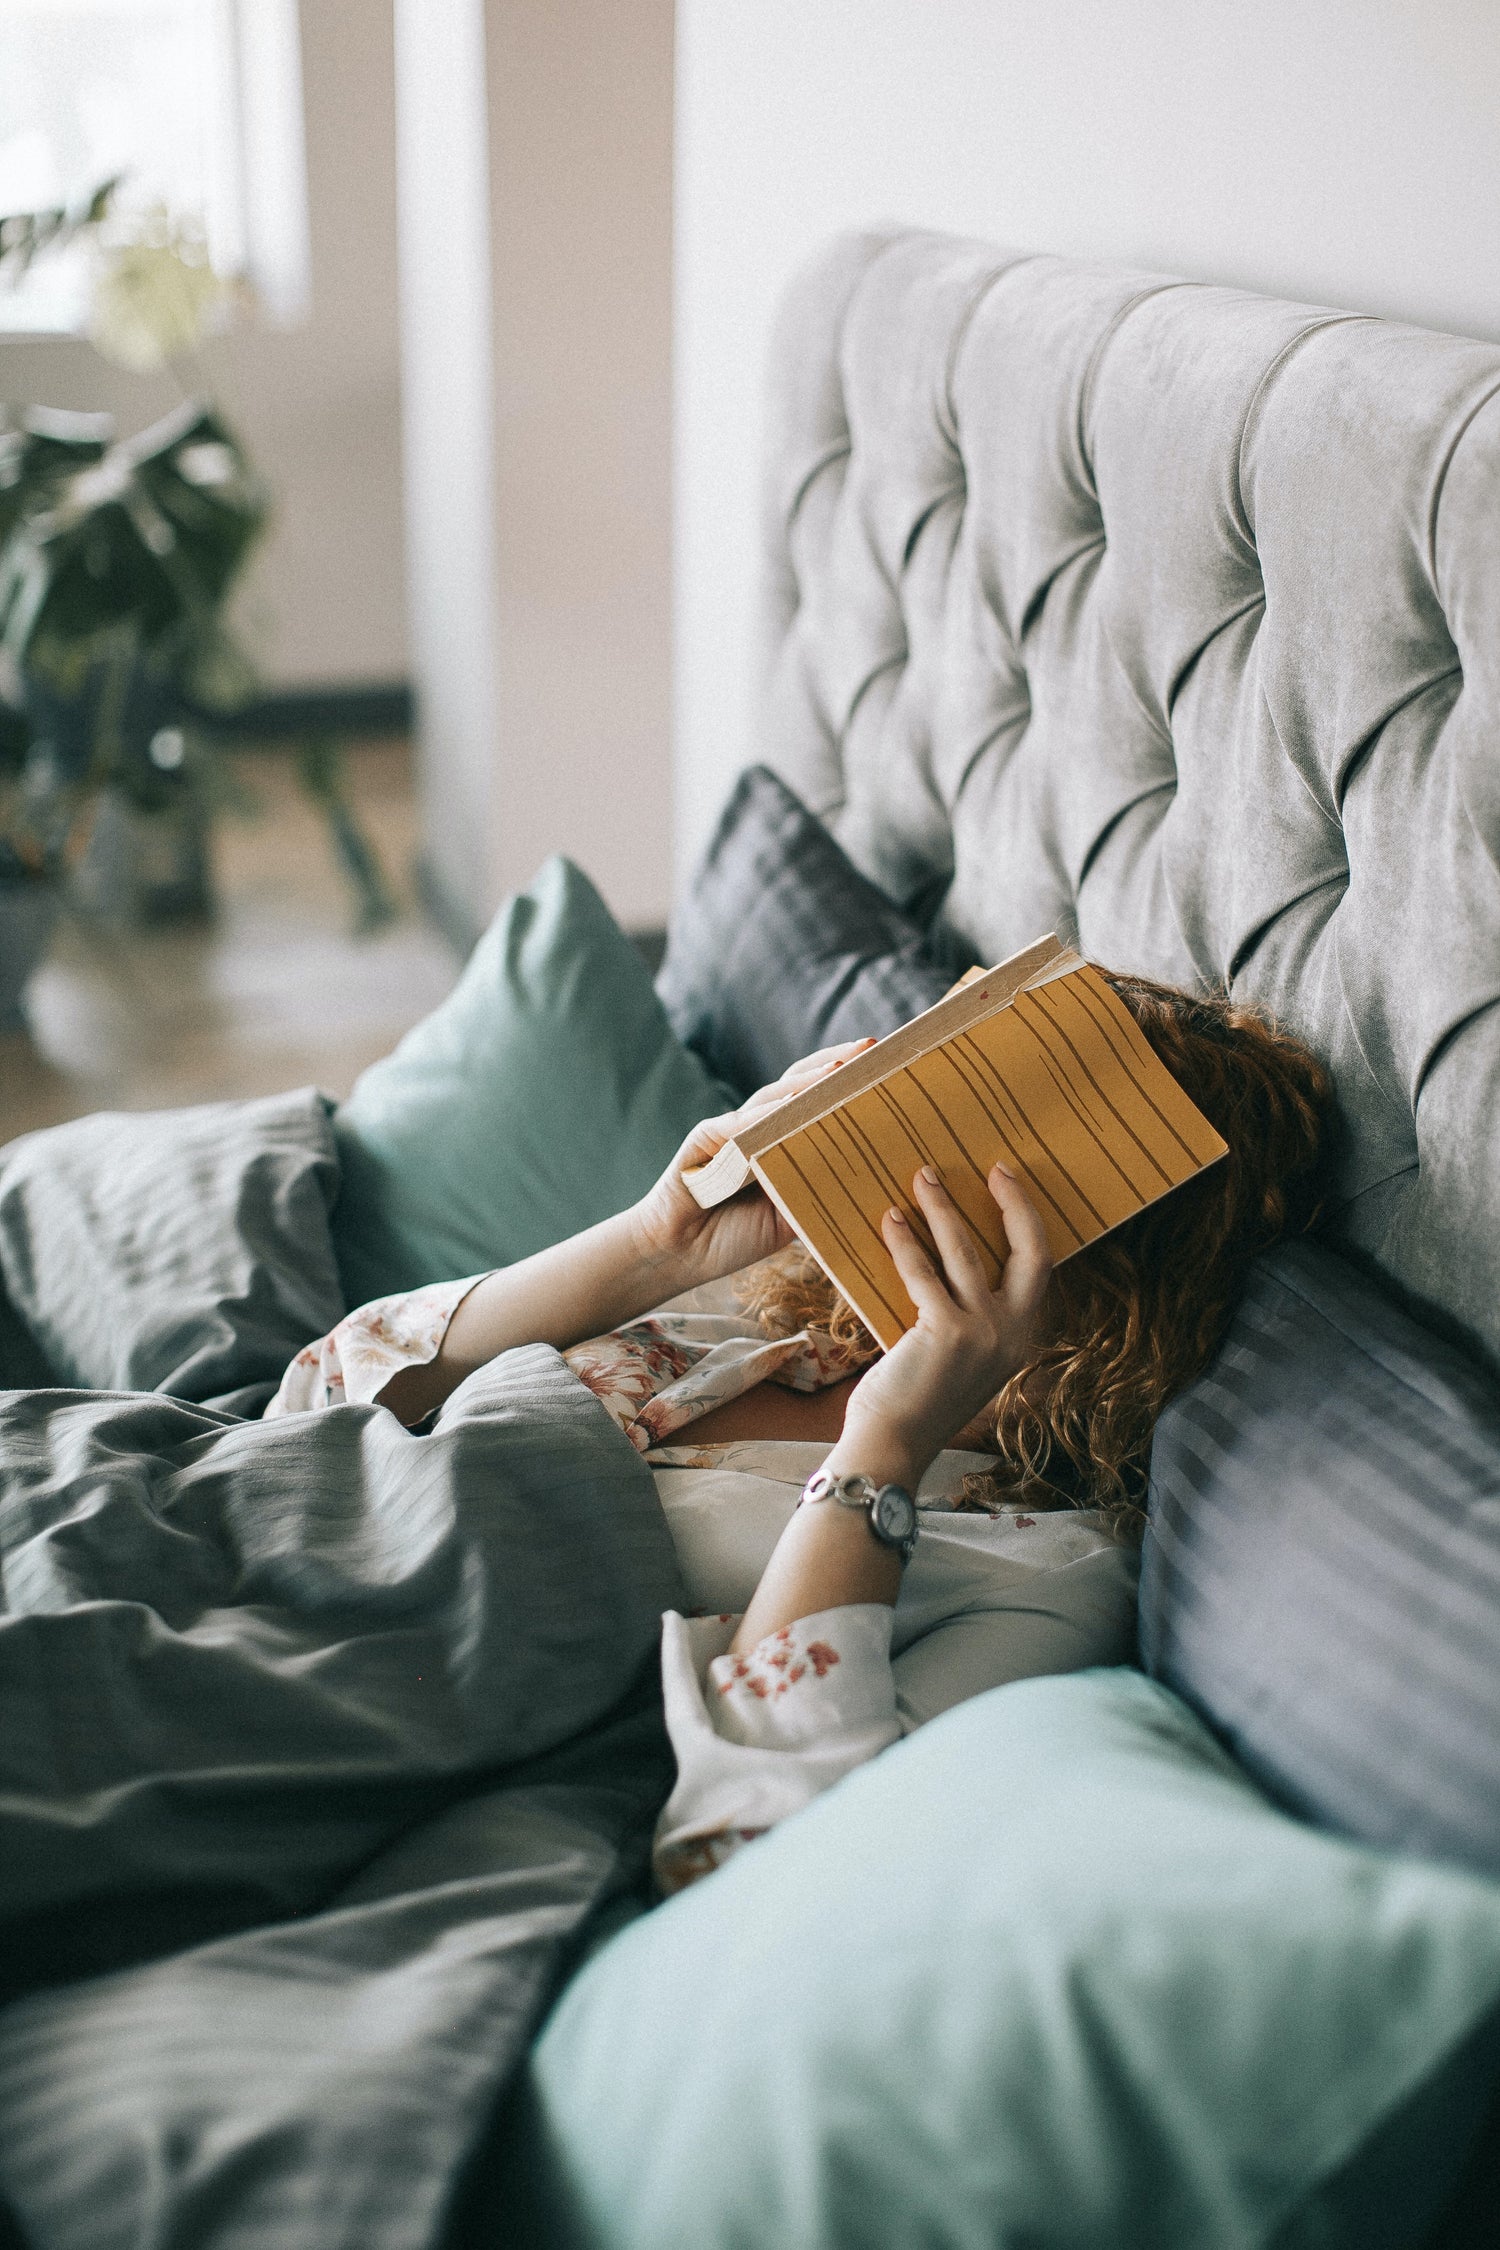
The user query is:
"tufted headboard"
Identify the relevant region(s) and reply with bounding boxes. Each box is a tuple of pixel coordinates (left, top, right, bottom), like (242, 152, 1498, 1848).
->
(757, 229, 1500, 1369)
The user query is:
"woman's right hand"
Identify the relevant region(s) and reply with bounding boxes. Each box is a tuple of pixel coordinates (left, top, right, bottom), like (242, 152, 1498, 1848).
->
(631, 1040, 876, 1288)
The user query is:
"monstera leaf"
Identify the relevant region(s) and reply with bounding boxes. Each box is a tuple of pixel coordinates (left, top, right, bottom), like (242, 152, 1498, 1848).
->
(0, 693, 26, 781)
(0, 401, 267, 687)
(0, 406, 112, 553)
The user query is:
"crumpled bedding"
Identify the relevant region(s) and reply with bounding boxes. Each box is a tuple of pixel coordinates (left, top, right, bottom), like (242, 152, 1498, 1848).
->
(0, 1346, 686, 2250)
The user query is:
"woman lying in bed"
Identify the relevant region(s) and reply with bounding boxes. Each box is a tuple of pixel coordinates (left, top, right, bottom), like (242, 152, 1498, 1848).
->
(269, 973, 1330, 1892)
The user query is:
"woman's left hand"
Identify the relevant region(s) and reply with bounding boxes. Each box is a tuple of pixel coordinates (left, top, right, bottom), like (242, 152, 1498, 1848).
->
(726, 1162, 1052, 1661)
(834, 1163, 1053, 1490)
(631, 1041, 875, 1287)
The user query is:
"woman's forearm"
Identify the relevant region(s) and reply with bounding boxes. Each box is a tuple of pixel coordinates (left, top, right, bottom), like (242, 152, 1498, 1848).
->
(727, 1425, 920, 1655)
(378, 1206, 695, 1425)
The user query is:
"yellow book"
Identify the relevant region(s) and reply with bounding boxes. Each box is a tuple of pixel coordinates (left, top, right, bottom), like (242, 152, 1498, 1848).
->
(683, 935, 1229, 1350)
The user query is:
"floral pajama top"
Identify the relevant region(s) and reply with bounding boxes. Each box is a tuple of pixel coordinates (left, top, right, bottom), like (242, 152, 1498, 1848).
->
(267, 1275, 1140, 1892)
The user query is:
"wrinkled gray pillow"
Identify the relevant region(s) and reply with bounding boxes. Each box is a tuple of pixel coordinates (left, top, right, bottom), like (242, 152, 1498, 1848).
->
(1141, 1238, 1500, 1880)
(657, 766, 963, 1097)
(0, 1087, 343, 1413)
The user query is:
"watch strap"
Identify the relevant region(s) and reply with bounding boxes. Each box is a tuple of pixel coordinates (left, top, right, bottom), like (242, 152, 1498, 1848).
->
(799, 1469, 919, 1564)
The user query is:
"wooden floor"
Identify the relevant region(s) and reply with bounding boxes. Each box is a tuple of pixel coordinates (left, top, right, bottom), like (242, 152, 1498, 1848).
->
(0, 741, 461, 1148)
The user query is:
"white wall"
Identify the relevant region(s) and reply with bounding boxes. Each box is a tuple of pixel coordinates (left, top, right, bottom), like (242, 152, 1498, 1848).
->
(0, 0, 406, 692)
(675, 0, 1500, 881)
(396, 0, 675, 936)
(393, 0, 496, 929)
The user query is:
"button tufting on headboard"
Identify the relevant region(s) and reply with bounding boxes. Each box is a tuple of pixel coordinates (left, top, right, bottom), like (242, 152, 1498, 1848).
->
(756, 228, 1500, 1368)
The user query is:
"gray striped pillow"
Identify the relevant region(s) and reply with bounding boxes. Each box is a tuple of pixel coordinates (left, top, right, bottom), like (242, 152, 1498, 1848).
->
(657, 766, 959, 1097)
(1140, 1240, 1500, 1878)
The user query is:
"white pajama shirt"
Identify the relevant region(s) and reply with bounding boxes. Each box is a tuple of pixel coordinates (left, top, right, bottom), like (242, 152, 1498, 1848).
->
(267, 1274, 1140, 1891)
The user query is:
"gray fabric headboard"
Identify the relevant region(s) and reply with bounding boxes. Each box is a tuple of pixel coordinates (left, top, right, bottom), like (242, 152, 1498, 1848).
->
(757, 229, 1500, 1368)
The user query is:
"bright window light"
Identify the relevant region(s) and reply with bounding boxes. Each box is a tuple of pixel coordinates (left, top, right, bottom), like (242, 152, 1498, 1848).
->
(0, 0, 310, 335)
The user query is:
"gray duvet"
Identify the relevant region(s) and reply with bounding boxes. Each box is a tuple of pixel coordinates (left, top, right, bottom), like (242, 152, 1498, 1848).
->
(0, 1348, 685, 2250)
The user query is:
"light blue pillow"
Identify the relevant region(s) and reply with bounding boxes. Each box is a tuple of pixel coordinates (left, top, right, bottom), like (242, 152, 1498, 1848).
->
(507, 1669, 1500, 2250)
(330, 857, 734, 1307)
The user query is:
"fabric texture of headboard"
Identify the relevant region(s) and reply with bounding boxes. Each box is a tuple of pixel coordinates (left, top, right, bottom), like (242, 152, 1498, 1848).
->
(756, 229, 1500, 1367)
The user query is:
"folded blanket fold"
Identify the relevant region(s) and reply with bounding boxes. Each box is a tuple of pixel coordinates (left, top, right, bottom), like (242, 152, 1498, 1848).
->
(0, 1346, 685, 2001)
(0, 1345, 686, 2249)
(0, 1698, 671, 2250)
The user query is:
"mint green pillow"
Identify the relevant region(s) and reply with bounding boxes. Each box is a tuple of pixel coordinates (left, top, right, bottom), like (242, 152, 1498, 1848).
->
(509, 1670, 1500, 2250)
(330, 857, 733, 1307)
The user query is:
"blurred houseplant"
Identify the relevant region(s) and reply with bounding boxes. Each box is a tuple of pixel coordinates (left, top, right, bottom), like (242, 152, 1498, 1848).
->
(1, 396, 267, 921)
(0, 184, 391, 1027)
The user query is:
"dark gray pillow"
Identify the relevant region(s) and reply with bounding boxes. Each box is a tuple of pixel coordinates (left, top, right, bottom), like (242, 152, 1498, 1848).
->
(657, 766, 962, 1096)
(1140, 1239, 1500, 1879)
(0, 1087, 343, 1413)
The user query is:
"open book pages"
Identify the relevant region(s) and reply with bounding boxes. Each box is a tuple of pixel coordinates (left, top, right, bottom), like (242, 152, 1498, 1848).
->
(683, 934, 1229, 1351)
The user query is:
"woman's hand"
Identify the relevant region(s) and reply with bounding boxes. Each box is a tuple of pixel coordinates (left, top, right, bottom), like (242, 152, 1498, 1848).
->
(631, 1041, 875, 1287)
(727, 1164, 1052, 1658)
(831, 1164, 1053, 1492)
(371, 1041, 874, 1425)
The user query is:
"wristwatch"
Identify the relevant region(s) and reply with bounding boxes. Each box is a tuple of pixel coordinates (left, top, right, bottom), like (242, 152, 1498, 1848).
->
(798, 1468, 919, 1565)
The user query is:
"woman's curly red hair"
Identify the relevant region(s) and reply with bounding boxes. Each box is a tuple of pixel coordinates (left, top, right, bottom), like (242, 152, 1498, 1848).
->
(739, 972, 1335, 1523)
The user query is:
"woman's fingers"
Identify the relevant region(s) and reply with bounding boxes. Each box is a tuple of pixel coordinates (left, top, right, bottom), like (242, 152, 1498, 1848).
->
(909, 1168, 992, 1311)
(739, 1039, 874, 1124)
(680, 1041, 878, 1182)
(774, 1037, 875, 1086)
(896, 1162, 1052, 1327)
(988, 1163, 1053, 1315)
(881, 1204, 951, 1317)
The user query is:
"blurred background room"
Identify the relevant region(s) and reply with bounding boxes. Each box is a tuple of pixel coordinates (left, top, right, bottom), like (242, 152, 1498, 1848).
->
(0, 0, 674, 1142)
(2, 0, 1497, 1147)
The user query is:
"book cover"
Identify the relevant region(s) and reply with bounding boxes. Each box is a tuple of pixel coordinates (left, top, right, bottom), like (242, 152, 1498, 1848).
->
(686, 937, 1229, 1350)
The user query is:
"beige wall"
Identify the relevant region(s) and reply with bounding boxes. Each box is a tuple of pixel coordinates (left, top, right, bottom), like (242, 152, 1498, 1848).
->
(676, 0, 1500, 882)
(396, 0, 675, 934)
(0, 0, 406, 692)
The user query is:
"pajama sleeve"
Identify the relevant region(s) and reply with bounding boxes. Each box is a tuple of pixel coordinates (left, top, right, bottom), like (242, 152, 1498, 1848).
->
(652, 1604, 903, 1893)
(264, 1274, 491, 1417)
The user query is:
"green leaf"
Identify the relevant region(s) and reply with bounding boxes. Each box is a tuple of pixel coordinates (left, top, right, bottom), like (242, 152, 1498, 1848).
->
(0, 408, 113, 549)
(0, 176, 120, 283)
(1, 401, 266, 683)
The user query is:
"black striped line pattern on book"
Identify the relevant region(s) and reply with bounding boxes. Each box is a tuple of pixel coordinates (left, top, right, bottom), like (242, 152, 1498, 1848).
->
(756, 964, 1226, 1348)
(764, 1126, 913, 1342)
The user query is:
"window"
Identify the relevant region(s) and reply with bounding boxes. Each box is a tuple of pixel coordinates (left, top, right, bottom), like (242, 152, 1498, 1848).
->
(0, 0, 309, 334)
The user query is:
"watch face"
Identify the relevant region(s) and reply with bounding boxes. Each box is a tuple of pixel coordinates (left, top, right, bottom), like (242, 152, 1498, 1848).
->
(871, 1484, 917, 1548)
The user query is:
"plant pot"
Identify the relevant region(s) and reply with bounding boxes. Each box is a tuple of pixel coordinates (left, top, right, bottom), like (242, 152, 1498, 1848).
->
(26, 672, 216, 928)
(0, 877, 60, 1033)
(72, 784, 214, 926)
